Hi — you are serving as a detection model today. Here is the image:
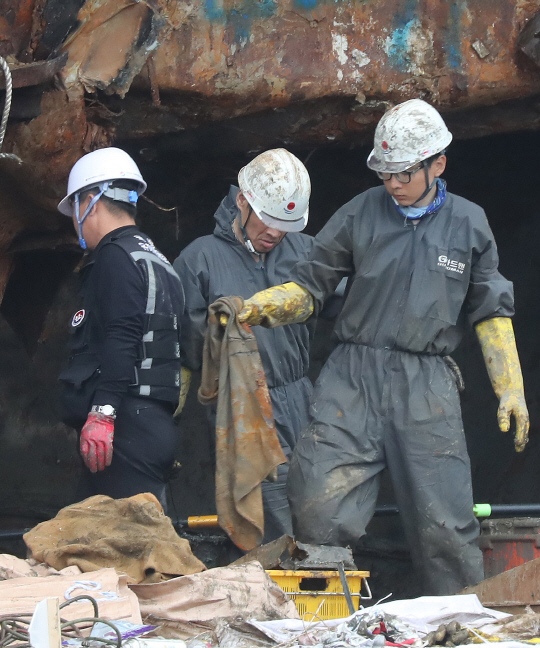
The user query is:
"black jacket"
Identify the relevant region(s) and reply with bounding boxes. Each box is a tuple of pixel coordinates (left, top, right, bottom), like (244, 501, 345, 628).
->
(60, 225, 184, 427)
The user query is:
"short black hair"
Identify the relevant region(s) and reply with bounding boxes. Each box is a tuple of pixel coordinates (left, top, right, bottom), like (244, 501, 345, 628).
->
(78, 179, 139, 219)
(425, 150, 446, 167)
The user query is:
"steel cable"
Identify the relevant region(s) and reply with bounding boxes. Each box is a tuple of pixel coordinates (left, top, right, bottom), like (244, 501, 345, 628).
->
(0, 595, 121, 648)
(0, 55, 21, 162)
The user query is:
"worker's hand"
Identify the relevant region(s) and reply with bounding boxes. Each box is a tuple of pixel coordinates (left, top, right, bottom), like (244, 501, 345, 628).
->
(219, 309, 254, 326)
(80, 412, 115, 472)
(498, 390, 529, 452)
(240, 283, 314, 328)
(475, 317, 529, 453)
(217, 304, 255, 326)
(216, 283, 314, 328)
(218, 304, 258, 325)
(238, 302, 260, 325)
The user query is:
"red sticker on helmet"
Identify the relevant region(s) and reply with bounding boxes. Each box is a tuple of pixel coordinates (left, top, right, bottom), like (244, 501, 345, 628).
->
(382, 141, 389, 150)
(287, 202, 295, 210)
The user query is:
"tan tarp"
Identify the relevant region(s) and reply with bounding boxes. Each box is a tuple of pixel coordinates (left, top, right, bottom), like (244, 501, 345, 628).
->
(0, 554, 82, 579)
(129, 561, 299, 638)
(0, 567, 141, 622)
(24, 493, 206, 583)
(199, 296, 287, 551)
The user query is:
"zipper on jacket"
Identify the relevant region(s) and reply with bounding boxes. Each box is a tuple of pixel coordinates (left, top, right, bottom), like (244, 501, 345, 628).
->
(392, 221, 419, 346)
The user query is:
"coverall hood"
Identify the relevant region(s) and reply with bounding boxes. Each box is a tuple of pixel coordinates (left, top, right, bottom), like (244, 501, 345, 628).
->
(212, 186, 241, 244)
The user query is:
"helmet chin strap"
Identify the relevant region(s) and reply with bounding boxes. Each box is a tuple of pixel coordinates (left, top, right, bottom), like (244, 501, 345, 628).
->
(74, 182, 109, 250)
(238, 205, 257, 254)
(412, 164, 437, 207)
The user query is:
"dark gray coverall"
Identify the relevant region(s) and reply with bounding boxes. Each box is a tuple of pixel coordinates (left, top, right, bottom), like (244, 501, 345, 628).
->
(288, 185, 514, 594)
(174, 186, 315, 541)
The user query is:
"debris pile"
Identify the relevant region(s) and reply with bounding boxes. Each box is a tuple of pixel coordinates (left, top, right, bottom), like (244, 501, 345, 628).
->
(3, 494, 540, 648)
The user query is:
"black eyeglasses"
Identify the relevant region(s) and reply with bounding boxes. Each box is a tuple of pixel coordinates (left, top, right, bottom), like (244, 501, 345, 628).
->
(376, 161, 426, 183)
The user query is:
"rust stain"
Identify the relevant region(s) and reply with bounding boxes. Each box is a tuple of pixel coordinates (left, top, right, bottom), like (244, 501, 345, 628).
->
(62, 1, 153, 93)
(147, 0, 540, 117)
(463, 556, 540, 613)
(0, 0, 536, 259)
(0, 0, 36, 58)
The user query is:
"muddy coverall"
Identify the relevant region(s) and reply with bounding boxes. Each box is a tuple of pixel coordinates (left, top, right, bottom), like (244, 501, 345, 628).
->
(287, 185, 514, 594)
(173, 186, 315, 541)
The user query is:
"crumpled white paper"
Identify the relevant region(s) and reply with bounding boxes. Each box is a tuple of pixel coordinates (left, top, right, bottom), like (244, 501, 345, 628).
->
(250, 594, 511, 644)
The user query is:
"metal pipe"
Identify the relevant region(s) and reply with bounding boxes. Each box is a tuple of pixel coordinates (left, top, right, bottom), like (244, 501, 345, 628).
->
(373, 504, 540, 518)
(3, 504, 540, 543)
(0, 529, 29, 539)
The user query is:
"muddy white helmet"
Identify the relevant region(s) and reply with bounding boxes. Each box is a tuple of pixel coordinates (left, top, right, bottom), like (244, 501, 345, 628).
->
(367, 99, 452, 173)
(58, 147, 146, 216)
(238, 148, 310, 232)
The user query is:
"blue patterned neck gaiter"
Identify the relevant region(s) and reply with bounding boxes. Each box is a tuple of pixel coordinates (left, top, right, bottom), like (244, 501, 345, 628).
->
(393, 178, 447, 220)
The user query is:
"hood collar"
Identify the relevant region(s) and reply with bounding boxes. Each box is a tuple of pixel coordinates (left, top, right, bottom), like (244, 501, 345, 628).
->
(213, 185, 240, 243)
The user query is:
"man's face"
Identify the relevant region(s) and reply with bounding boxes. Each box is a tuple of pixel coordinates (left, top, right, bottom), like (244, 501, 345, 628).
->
(237, 192, 286, 253)
(383, 155, 446, 207)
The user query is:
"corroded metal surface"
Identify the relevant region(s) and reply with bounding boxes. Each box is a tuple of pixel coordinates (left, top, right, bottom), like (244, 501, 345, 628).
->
(0, 0, 36, 59)
(0, 53, 67, 89)
(143, 0, 540, 119)
(519, 8, 540, 66)
(463, 556, 540, 614)
(0, 0, 539, 206)
(0, 0, 537, 331)
(61, 0, 166, 96)
(0, 0, 537, 320)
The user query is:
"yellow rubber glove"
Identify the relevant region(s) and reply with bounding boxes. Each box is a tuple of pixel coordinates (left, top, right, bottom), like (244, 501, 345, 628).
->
(475, 317, 529, 452)
(238, 282, 314, 328)
(174, 366, 192, 417)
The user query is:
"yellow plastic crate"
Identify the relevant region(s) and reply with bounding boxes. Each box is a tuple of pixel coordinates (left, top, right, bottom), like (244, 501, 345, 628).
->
(267, 569, 370, 620)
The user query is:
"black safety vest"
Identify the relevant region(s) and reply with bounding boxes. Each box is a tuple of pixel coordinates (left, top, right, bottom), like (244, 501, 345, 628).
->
(59, 228, 184, 427)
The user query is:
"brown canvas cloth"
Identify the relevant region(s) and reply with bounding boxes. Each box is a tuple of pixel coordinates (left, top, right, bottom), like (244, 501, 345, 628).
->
(24, 493, 206, 583)
(198, 296, 287, 551)
(130, 561, 299, 638)
(0, 567, 141, 622)
(0, 554, 82, 580)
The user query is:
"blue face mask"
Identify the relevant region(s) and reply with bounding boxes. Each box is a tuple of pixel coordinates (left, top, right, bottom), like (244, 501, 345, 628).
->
(393, 178, 447, 220)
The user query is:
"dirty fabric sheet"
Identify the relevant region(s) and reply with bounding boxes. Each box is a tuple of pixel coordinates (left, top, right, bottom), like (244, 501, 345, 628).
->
(24, 493, 205, 582)
(199, 296, 287, 550)
(130, 561, 299, 638)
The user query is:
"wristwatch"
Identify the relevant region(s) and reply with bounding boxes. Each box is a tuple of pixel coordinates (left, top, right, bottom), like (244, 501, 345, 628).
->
(91, 404, 117, 419)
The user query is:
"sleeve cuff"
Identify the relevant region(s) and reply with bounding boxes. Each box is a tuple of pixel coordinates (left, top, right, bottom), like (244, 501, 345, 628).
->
(92, 391, 123, 411)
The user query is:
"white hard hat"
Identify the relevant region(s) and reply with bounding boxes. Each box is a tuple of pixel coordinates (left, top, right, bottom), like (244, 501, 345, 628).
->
(367, 99, 452, 173)
(238, 148, 310, 232)
(58, 147, 146, 215)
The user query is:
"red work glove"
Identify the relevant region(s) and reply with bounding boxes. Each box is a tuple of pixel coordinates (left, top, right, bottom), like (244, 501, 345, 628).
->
(80, 412, 115, 473)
